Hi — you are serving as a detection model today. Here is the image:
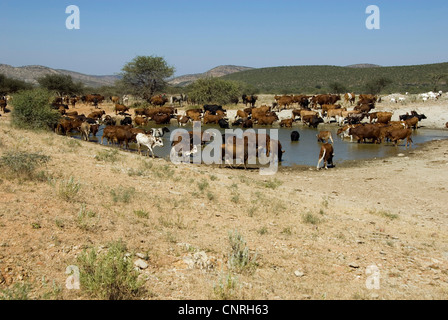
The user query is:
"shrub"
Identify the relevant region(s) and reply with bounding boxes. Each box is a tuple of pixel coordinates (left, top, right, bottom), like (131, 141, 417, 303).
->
(76, 240, 144, 300)
(213, 272, 239, 300)
(228, 230, 258, 274)
(11, 89, 61, 130)
(0, 283, 31, 300)
(58, 176, 81, 201)
(110, 186, 134, 203)
(94, 149, 120, 163)
(0, 151, 50, 180)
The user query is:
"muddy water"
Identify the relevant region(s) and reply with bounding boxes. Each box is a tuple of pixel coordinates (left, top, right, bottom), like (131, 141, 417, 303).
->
(70, 123, 448, 167)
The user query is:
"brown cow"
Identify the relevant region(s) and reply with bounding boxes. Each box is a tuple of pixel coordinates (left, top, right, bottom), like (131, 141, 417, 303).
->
(257, 115, 278, 126)
(115, 104, 130, 115)
(88, 110, 106, 119)
(150, 95, 169, 107)
(317, 131, 334, 144)
(404, 117, 419, 130)
(203, 111, 223, 125)
(317, 143, 334, 170)
(134, 116, 148, 127)
(152, 113, 171, 125)
(90, 123, 99, 137)
(110, 96, 120, 104)
(344, 92, 356, 105)
(176, 115, 190, 126)
(235, 109, 248, 120)
(280, 118, 293, 128)
(221, 136, 249, 169)
(349, 124, 381, 144)
(386, 128, 413, 148)
(0, 98, 6, 113)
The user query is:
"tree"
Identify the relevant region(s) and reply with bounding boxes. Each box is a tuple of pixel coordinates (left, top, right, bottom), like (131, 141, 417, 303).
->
(0, 74, 33, 95)
(119, 56, 175, 102)
(364, 77, 393, 95)
(329, 82, 348, 94)
(186, 78, 242, 105)
(429, 73, 447, 92)
(37, 74, 84, 96)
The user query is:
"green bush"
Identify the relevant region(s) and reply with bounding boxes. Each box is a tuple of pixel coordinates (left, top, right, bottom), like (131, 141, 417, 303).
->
(11, 89, 60, 130)
(76, 240, 144, 300)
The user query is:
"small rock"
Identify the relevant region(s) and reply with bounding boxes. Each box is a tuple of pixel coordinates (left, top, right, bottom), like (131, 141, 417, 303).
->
(134, 259, 148, 269)
(397, 153, 405, 157)
(349, 263, 360, 269)
(135, 252, 146, 259)
(294, 270, 304, 277)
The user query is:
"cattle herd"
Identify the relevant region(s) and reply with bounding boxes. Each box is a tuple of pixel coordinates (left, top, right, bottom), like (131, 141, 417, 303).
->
(42, 91, 439, 170)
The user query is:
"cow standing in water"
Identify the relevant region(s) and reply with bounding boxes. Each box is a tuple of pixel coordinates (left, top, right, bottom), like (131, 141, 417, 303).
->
(317, 143, 334, 170)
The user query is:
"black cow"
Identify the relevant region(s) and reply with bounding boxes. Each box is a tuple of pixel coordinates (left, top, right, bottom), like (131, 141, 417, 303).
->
(308, 116, 324, 128)
(120, 116, 133, 126)
(399, 111, 427, 121)
(218, 118, 230, 129)
(291, 131, 300, 141)
(203, 104, 225, 114)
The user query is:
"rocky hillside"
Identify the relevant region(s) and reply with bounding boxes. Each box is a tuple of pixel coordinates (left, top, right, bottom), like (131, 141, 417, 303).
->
(168, 65, 254, 87)
(0, 64, 120, 88)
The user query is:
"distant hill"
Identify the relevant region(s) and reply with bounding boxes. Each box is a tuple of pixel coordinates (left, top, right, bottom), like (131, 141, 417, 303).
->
(222, 62, 448, 94)
(169, 65, 254, 87)
(0, 64, 120, 88)
(346, 63, 382, 68)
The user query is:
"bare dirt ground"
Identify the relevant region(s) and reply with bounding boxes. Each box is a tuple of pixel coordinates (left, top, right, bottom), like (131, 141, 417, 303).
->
(0, 96, 448, 300)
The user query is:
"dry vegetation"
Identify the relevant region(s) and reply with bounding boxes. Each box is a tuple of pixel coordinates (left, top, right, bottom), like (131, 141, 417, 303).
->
(1, 98, 448, 300)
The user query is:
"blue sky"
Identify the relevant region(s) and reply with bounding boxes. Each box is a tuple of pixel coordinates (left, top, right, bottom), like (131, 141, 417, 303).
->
(1, 0, 447, 76)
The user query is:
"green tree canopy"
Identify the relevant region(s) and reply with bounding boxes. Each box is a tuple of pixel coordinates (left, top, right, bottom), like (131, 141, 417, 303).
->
(0, 74, 33, 95)
(186, 78, 242, 105)
(119, 55, 175, 102)
(364, 77, 393, 95)
(37, 74, 84, 96)
(329, 82, 348, 94)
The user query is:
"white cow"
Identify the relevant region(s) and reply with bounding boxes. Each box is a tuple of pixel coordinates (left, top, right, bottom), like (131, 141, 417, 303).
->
(148, 127, 170, 138)
(136, 133, 164, 158)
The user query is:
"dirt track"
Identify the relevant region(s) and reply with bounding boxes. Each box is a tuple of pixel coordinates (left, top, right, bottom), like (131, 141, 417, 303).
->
(1, 97, 448, 300)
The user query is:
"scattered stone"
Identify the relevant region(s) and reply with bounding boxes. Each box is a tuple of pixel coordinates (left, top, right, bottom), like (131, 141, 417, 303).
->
(349, 263, 360, 269)
(135, 252, 147, 260)
(397, 153, 405, 157)
(134, 259, 148, 269)
(294, 270, 304, 277)
(181, 251, 217, 271)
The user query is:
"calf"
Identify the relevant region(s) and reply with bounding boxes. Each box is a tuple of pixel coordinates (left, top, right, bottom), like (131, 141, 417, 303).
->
(317, 143, 334, 170)
(136, 133, 164, 158)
